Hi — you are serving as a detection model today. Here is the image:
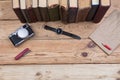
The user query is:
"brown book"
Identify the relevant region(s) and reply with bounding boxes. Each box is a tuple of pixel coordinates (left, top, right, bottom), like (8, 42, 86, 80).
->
(39, 0, 50, 21)
(76, 0, 91, 22)
(60, 0, 68, 23)
(48, 0, 60, 21)
(93, 0, 111, 23)
(12, 0, 26, 23)
(20, 0, 29, 22)
(86, 0, 99, 21)
(26, 0, 38, 23)
(20, 0, 37, 23)
(32, 0, 42, 21)
(68, 0, 78, 23)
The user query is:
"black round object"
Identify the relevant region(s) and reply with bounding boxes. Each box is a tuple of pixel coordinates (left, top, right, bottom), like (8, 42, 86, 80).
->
(56, 28, 63, 34)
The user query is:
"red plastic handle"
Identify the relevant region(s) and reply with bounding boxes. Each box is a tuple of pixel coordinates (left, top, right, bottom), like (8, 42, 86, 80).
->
(102, 43, 112, 50)
(15, 48, 30, 60)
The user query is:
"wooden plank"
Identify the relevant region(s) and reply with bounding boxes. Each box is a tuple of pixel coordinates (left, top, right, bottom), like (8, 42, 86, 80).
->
(0, 21, 97, 39)
(0, 39, 120, 64)
(0, 1, 17, 20)
(0, 0, 120, 65)
(0, 64, 120, 80)
(0, 6, 119, 64)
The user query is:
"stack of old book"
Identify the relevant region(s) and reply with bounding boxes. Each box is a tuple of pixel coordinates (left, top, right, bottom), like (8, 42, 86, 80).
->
(12, 0, 111, 23)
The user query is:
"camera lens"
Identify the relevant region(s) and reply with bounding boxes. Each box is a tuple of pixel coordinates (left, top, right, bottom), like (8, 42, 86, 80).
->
(17, 28, 29, 38)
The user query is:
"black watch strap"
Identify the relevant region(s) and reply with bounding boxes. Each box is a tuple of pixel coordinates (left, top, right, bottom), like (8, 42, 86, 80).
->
(44, 25, 56, 32)
(44, 25, 81, 40)
(62, 31, 81, 39)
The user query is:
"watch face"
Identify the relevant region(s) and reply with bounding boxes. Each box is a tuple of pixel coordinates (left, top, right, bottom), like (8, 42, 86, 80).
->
(56, 28, 63, 34)
(17, 28, 29, 38)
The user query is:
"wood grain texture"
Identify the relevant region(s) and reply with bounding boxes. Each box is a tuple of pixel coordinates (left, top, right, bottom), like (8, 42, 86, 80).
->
(1, 39, 120, 64)
(0, 0, 120, 79)
(0, 21, 97, 39)
(0, 0, 120, 65)
(0, 1, 17, 20)
(0, 64, 120, 80)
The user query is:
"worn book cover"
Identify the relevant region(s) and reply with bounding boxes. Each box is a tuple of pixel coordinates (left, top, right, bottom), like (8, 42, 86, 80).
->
(12, 0, 26, 23)
(93, 0, 111, 23)
(20, 0, 37, 23)
(89, 10, 120, 54)
(26, 0, 38, 22)
(32, 0, 42, 21)
(68, 0, 78, 23)
(39, 0, 50, 21)
(86, 0, 99, 21)
(48, 0, 60, 21)
(20, 0, 29, 22)
(60, 0, 68, 23)
(76, 0, 91, 22)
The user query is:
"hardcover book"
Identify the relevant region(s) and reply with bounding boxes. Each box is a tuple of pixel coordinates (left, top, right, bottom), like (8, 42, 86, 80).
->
(20, 0, 29, 22)
(26, 0, 38, 22)
(12, 0, 26, 23)
(32, 0, 42, 21)
(86, 0, 99, 21)
(93, 0, 111, 23)
(48, 0, 60, 21)
(68, 0, 78, 23)
(76, 0, 91, 22)
(60, 0, 68, 23)
(20, 0, 37, 23)
(39, 0, 50, 21)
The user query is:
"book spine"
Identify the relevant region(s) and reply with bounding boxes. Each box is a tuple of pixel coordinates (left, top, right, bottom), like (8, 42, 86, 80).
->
(39, 7, 50, 21)
(21, 9, 31, 23)
(68, 8, 78, 23)
(76, 8, 91, 22)
(13, 8, 26, 23)
(86, 5, 99, 21)
(93, 6, 110, 23)
(60, 6, 68, 23)
(48, 5, 60, 21)
(27, 8, 38, 23)
(33, 7, 43, 21)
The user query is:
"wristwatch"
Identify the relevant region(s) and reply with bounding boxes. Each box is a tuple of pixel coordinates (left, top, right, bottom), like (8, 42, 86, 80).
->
(44, 25, 81, 40)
